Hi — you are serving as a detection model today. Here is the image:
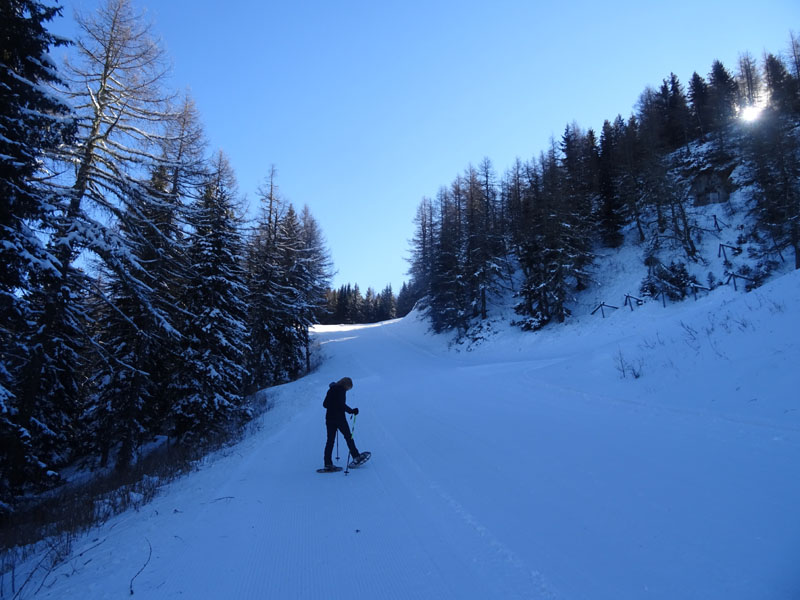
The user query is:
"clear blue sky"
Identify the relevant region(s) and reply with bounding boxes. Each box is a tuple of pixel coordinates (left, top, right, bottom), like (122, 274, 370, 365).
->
(56, 0, 799, 293)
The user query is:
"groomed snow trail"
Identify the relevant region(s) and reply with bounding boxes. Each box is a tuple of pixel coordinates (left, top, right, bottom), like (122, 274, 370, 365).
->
(31, 280, 800, 599)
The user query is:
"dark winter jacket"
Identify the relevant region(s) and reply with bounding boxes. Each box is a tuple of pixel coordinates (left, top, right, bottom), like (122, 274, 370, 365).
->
(323, 382, 356, 422)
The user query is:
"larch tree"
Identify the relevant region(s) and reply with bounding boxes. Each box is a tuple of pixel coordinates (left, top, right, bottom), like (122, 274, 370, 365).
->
(407, 197, 436, 307)
(11, 0, 176, 479)
(245, 166, 286, 389)
(738, 52, 762, 108)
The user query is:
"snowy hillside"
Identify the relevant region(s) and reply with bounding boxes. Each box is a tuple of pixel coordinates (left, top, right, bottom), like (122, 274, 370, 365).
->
(7, 264, 799, 599)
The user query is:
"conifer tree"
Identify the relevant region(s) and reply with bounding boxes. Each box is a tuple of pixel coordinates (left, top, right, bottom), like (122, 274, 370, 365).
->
(173, 152, 250, 442)
(0, 0, 75, 503)
(427, 185, 468, 332)
(463, 166, 489, 319)
(407, 197, 436, 306)
(245, 168, 329, 385)
(501, 158, 527, 246)
(620, 115, 648, 242)
(688, 72, 712, 138)
(514, 139, 597, 330)
(85, 96, 208, 467)
(708, 60, 739, 130)
(271, 204, 319, 381)
(299, 205, 334, 324)
(747, 104, 800, 269)
(788, 32, 800, 83)
(597, 119, 626, 247)
(86, 173, 183, 469)
(664, 73, 691, 150)
(763, 53, 798, 113)
(514, 155, 549, 329)
(396, 281, 417, 317)
(245, 168, 284, 389)
(362, 288, 378, 323)
(149, 96, 209, 414)
(376, 285, 397, 321)
(12, 0, 175, 483)
(637, 86, 668, 151)
(559, 125, 597, 289)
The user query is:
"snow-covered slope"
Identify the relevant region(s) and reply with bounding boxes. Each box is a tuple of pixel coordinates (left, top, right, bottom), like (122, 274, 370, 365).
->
(13, 270, 800, 599)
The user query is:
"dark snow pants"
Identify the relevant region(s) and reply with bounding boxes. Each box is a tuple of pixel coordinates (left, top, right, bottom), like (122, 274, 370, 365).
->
(324, 417, 359, 466)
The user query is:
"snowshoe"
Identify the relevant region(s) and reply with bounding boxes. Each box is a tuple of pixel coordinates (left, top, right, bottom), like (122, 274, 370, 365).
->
(347, 451, 371, 468)
(316, 465, 343, 473)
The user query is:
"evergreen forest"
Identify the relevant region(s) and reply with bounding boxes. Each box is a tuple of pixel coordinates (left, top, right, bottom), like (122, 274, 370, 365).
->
(405, 42, 800, 336)
(2, 0, 799, 526)
(0, 0, 336, 515)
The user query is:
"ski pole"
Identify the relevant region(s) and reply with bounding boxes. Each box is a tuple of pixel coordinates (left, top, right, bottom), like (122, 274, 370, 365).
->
(344, 414, 357, 475)
(335, 430, 339, 461)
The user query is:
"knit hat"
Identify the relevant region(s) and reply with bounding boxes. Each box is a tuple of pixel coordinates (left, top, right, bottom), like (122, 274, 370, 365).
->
(336, 377, 353, 390)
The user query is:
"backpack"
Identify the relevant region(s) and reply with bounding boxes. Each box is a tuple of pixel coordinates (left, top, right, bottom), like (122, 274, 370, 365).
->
(322, 383, 334, 408)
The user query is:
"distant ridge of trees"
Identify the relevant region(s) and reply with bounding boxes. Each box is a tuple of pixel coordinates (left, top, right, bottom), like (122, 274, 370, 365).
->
(407, 34, 800, 335)
(320, 281, 416, 325)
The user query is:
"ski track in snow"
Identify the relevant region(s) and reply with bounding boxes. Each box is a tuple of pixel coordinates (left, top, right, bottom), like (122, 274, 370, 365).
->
(22, 272, 800, 599)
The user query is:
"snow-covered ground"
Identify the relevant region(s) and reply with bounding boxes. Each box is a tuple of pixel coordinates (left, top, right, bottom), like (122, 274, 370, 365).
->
(8, 266, 800, 599)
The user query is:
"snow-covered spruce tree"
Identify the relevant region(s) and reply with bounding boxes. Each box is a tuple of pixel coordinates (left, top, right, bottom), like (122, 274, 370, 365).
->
(246, 172, 333, 382)
(0, 0, 75, 505)
(84, 96, 209, 467)
(88, 98, 211, 459)
(143, 96, 210, 426)
(295, 205, 333, 368)
(85, 172, 184, 470)
(299, 204, 334, 323)
(270, 204, 321, 381)
(173, 151, 250, 443)
(245, 168, 284, 390)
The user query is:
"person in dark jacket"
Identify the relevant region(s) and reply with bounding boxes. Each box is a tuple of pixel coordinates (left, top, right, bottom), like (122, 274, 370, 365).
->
(323, 377, 361, 470)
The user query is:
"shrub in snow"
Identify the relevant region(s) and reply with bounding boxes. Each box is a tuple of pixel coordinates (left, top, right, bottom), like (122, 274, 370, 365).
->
(640, 261, 696, 301)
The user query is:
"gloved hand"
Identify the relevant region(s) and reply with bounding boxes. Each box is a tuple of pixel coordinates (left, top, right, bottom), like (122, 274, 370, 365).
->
(352, 407, 359, 415)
